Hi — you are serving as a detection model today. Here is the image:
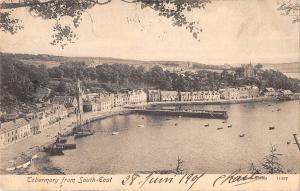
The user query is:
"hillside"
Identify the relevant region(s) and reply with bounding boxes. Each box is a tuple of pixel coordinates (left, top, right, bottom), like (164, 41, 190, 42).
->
(1, 52, 299, 75)
(0, 52, 228, 70)
(263, 62, 300, 73)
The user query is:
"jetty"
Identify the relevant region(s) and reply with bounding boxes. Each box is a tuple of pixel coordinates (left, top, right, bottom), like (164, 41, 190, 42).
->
(130, 108, 228, 119)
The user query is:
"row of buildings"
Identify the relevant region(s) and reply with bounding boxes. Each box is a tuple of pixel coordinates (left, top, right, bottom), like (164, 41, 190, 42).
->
(0, 84, 294, 147)
(81, 89, 147, 113)
(148, 86, 260, 102)
(0, 103, 68, 147)
(0, 88, 148, 147)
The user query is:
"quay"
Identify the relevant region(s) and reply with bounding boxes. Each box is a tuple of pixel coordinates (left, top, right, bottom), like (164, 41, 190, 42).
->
(130, 108, 228, 119)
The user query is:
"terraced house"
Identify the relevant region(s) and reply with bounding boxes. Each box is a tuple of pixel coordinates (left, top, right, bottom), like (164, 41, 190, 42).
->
(147, 90, 161, 102)
(161, 91, 179, 102)
(129, 90, 147, 104)
(180, 92, 193, 102)
(219, 88, 240, 100)
(0, 118, 31, 147)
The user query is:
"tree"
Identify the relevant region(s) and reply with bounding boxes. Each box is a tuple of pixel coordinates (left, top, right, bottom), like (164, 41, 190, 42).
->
(0, 0, 211, 48)
(278, 0, 300, 23)
(248, 145, 288, 174)
(261, 145, 284, 174)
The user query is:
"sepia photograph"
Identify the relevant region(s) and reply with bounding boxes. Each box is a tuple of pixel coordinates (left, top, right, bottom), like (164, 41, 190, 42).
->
(0, 0, 299, 190)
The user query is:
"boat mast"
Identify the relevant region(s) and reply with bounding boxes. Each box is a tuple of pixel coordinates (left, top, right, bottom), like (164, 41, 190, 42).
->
(75, 78, 82, 130)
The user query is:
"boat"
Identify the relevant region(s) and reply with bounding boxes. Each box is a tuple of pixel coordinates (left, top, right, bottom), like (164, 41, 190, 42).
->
(56, 143, 76, 150)
(166, 118, 172, 120)
(112, 132, 119, 135)
(138, 124, 145, 127)
(227, 125, 232, 128)
(217, 127, 223, 130)
(43, 144, 64, 156)
(22, 161, 31, 168)
(269, 126, 275, 130)
(72, 79, 95, 139)
(55, 136, 67, 144)
(6, 167, 15, 171)
(31, 154, 38, 160)
(222, 121, 227, 123)
(204, 124, 209, 127)
(178, 115, 182, 118)
(239, 134, 245, 137)
(74, 130, 95, 139)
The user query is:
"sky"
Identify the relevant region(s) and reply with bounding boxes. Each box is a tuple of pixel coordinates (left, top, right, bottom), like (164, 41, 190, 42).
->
(0, 0, 299, 64)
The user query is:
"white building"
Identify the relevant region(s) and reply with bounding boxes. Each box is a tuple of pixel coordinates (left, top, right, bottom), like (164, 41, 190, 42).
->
(129, 90, 147, 104)
(220, 88, 240, 100)
(180, 92, 192, 102)
(0, 118, 31, 147)
(161, 91, 179, 102)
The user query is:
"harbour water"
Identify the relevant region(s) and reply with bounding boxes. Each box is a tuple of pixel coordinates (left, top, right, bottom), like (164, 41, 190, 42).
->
(50, 100, 300, 174)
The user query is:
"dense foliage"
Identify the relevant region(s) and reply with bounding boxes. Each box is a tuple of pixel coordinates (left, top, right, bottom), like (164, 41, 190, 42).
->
(1, 55, 299, 111)
(0, 0, 210, 48)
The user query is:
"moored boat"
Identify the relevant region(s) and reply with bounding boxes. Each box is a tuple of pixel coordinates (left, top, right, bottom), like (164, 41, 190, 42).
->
(74, 130, 95, 139)
(43, 144, 64, 156)
(56, 143, 76, 150)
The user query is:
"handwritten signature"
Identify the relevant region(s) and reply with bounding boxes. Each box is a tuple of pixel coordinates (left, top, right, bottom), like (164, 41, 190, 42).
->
(213, 169, 261, 187)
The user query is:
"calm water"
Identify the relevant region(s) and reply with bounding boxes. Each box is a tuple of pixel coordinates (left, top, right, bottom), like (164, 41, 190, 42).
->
(51, 100, 300, 174)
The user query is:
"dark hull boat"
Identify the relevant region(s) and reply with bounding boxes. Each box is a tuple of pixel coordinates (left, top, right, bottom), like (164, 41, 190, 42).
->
(55, 136, 67, 144)
(43, 145, 64, 156)
(56, 143, 76, 150)
(269, 126, 275, 130)
(74, 130, 95, 139)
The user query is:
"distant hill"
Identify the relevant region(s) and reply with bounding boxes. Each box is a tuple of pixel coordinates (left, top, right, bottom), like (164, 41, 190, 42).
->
(1, 52, 299, 75)
(262, 62, 300, 73)
(0, 52, 229, 70)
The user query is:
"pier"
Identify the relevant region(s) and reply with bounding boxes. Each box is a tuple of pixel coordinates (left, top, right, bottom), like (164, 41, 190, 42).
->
(131, 108, 228, 119)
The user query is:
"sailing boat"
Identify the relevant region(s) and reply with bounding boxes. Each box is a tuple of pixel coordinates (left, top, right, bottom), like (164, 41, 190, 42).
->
(73, 79, 95, 139)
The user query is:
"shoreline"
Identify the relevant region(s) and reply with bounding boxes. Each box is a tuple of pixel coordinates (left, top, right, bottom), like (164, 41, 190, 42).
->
(147, 96, 300, 107)
(1, 97, 299, 174)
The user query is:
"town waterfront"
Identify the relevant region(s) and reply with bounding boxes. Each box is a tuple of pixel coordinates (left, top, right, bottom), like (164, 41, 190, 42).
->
(49, 100, 300, 174)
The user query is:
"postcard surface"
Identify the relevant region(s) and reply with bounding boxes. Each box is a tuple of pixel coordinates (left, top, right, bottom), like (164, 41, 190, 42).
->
(0, 0, 299, 190)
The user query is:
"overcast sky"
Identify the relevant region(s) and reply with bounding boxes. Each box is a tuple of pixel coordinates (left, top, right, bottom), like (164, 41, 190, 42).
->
(0, 0, 299, 64)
